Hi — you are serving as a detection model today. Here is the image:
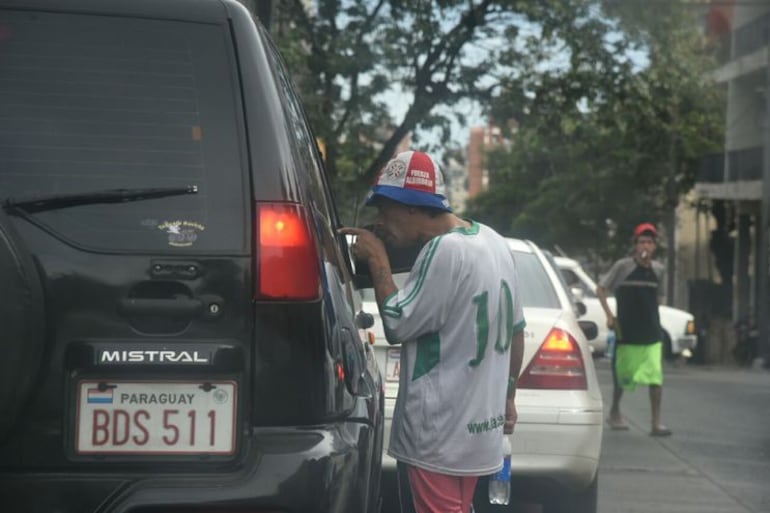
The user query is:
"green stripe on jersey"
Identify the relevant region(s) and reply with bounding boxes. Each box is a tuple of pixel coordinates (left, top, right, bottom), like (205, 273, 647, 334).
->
(412, 332, 440, 380)
(450, 220, 479, 235)
(383, 236, 442, 318)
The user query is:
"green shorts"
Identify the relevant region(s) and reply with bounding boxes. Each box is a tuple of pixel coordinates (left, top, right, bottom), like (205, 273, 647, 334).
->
(615, 342, 663, 391)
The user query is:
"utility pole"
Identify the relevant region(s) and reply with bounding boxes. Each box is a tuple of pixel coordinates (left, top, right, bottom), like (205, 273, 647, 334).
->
(760, 51, 770, 368)
(666, 105, 678, 307)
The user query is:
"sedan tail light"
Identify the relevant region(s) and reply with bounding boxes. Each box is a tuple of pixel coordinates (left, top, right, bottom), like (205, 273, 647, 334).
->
(517, 328, 587, 390)
(254, 202, 320, 301)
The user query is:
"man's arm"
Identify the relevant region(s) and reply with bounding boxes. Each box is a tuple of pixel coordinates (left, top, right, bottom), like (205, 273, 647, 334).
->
(368, 253, 397, 310)
(596, 285, 615, 329)
(597, 259, 624, 329)
(504, 330, 525, 434)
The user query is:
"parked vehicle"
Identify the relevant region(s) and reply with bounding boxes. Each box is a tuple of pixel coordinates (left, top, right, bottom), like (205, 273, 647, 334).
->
(0, 1, 383, 511)
(362, 238, 603, 513)
(555, 256, 698, 359)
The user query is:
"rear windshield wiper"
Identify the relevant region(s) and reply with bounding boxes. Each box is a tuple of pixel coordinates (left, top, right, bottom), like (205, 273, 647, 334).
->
(2, 186, 198, 213)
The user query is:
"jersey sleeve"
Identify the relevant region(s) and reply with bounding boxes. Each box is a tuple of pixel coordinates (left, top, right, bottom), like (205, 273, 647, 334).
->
(381, 236, 458, 344)
(599, 258, 627, 294)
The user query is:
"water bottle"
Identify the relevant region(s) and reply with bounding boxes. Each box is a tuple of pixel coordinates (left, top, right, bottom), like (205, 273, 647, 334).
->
(488, 435, 511, 505)
(605, 329, 616, 359)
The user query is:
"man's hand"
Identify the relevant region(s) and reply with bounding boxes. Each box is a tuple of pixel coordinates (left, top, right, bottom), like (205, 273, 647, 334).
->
(504, 395, 517, 434)
(338, 226, 396, 308)
(338, 227, 387, 264)
(596, 285, 615, 330)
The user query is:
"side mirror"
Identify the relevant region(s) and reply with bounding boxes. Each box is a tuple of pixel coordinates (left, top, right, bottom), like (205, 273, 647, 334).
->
(355, 310, 374, 330)
(578, 320, 598, 341)
(570, 287, 585, 302)
(575, 301, 587, 317)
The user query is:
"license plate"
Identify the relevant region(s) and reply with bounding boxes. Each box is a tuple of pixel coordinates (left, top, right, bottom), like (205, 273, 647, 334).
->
(75, 380, 236, 455)
(385, 348, 400, 382)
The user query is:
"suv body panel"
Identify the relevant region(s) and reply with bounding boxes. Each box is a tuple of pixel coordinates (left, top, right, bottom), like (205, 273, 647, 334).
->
(0, 1, 383, 510)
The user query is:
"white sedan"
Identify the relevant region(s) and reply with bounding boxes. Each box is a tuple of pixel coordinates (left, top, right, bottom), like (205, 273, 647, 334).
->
(361, 238, 603, 513)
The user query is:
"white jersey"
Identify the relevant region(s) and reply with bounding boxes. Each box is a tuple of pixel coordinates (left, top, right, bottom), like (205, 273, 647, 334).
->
(382, 221, 525, 476)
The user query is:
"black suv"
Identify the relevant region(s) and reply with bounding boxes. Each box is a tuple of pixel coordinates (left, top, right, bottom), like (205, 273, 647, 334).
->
(0, 1, 383, 511)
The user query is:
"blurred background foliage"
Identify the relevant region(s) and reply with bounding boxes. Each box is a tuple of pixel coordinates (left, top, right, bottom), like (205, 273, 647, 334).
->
(262, 0, 723, 262)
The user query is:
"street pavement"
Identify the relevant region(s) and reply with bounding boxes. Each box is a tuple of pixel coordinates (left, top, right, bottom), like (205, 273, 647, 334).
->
(380, 357, 770, 513)
(595, 357, 770, 513)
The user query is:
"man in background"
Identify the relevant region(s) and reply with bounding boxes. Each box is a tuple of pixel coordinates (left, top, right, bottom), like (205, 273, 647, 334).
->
(597, 222, 671, 437)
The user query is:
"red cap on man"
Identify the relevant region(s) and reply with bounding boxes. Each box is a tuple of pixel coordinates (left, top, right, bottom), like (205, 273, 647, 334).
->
(366, 150, 452, 212)
(633, 223, 657, 239)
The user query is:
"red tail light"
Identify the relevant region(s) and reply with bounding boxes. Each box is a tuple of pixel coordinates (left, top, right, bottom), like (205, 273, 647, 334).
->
(255, 202, 320, 300)
(517, 328, 587, 390)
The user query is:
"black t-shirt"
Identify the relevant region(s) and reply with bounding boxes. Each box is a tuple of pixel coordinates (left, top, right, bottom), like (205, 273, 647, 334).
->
(600, 257, 664, 345)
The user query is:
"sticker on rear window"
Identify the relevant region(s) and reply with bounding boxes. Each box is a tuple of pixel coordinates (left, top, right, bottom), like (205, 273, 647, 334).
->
(158, 220, 206, 247)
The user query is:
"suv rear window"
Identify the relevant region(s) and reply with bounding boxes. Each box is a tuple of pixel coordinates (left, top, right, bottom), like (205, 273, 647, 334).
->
(0, 10, 246, 252)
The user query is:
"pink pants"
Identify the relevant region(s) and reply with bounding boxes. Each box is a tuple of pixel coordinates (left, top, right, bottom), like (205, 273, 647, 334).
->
(397, 462, 479, 513)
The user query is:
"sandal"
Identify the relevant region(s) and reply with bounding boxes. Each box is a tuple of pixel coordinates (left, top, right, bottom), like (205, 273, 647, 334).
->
(606, 417, 630, 431)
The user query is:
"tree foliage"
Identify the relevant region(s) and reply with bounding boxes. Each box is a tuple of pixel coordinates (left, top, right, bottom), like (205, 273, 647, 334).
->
(465, 0, 724, 262)
(269, 0, 723, 255)
(271, 0, 589, 222)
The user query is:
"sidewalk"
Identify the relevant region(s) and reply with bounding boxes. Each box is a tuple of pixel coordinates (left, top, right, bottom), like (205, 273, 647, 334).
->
(594, 358, 762, 513)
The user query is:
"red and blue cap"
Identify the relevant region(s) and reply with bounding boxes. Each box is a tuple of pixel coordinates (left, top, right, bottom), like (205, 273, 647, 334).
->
(366, 150, 452, 212)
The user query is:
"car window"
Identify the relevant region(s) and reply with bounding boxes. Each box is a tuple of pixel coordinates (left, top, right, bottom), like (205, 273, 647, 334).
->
(561, 269, 582, 288)
(0, 11, 247, 252)
(363, 254, 560, 309)
(260, 26, 335, 228)
(561, 268, 598, 298)
(512, 251, 560, 309)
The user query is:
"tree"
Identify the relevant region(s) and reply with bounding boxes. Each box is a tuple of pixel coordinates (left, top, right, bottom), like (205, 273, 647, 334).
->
(271, 0, 592, 222)
(465, 0, 723, 263)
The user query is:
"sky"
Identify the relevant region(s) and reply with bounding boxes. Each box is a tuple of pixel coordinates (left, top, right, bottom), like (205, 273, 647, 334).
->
(373, 13, 650, 161)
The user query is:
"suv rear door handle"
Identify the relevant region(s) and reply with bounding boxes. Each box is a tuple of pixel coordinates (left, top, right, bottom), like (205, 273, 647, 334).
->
(118, 298, 203, 317)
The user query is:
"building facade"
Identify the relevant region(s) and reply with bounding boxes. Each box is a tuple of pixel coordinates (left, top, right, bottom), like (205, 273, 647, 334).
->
(467, 125, 506, 199)
(693, 1, 770, 366)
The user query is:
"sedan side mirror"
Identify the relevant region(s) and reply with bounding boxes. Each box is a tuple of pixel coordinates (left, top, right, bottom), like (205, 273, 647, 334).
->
(571, 287, 585, 302)
(355, 310, 374, 330)
(578, 320, 598, 341)
(575, 301, 587, 317)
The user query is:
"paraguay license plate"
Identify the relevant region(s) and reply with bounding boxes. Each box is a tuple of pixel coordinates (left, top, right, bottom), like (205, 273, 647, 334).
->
(75, 380, 236, 455)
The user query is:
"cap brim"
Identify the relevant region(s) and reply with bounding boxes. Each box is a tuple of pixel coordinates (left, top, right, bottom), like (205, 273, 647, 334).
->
(366, 185, 452, 212)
